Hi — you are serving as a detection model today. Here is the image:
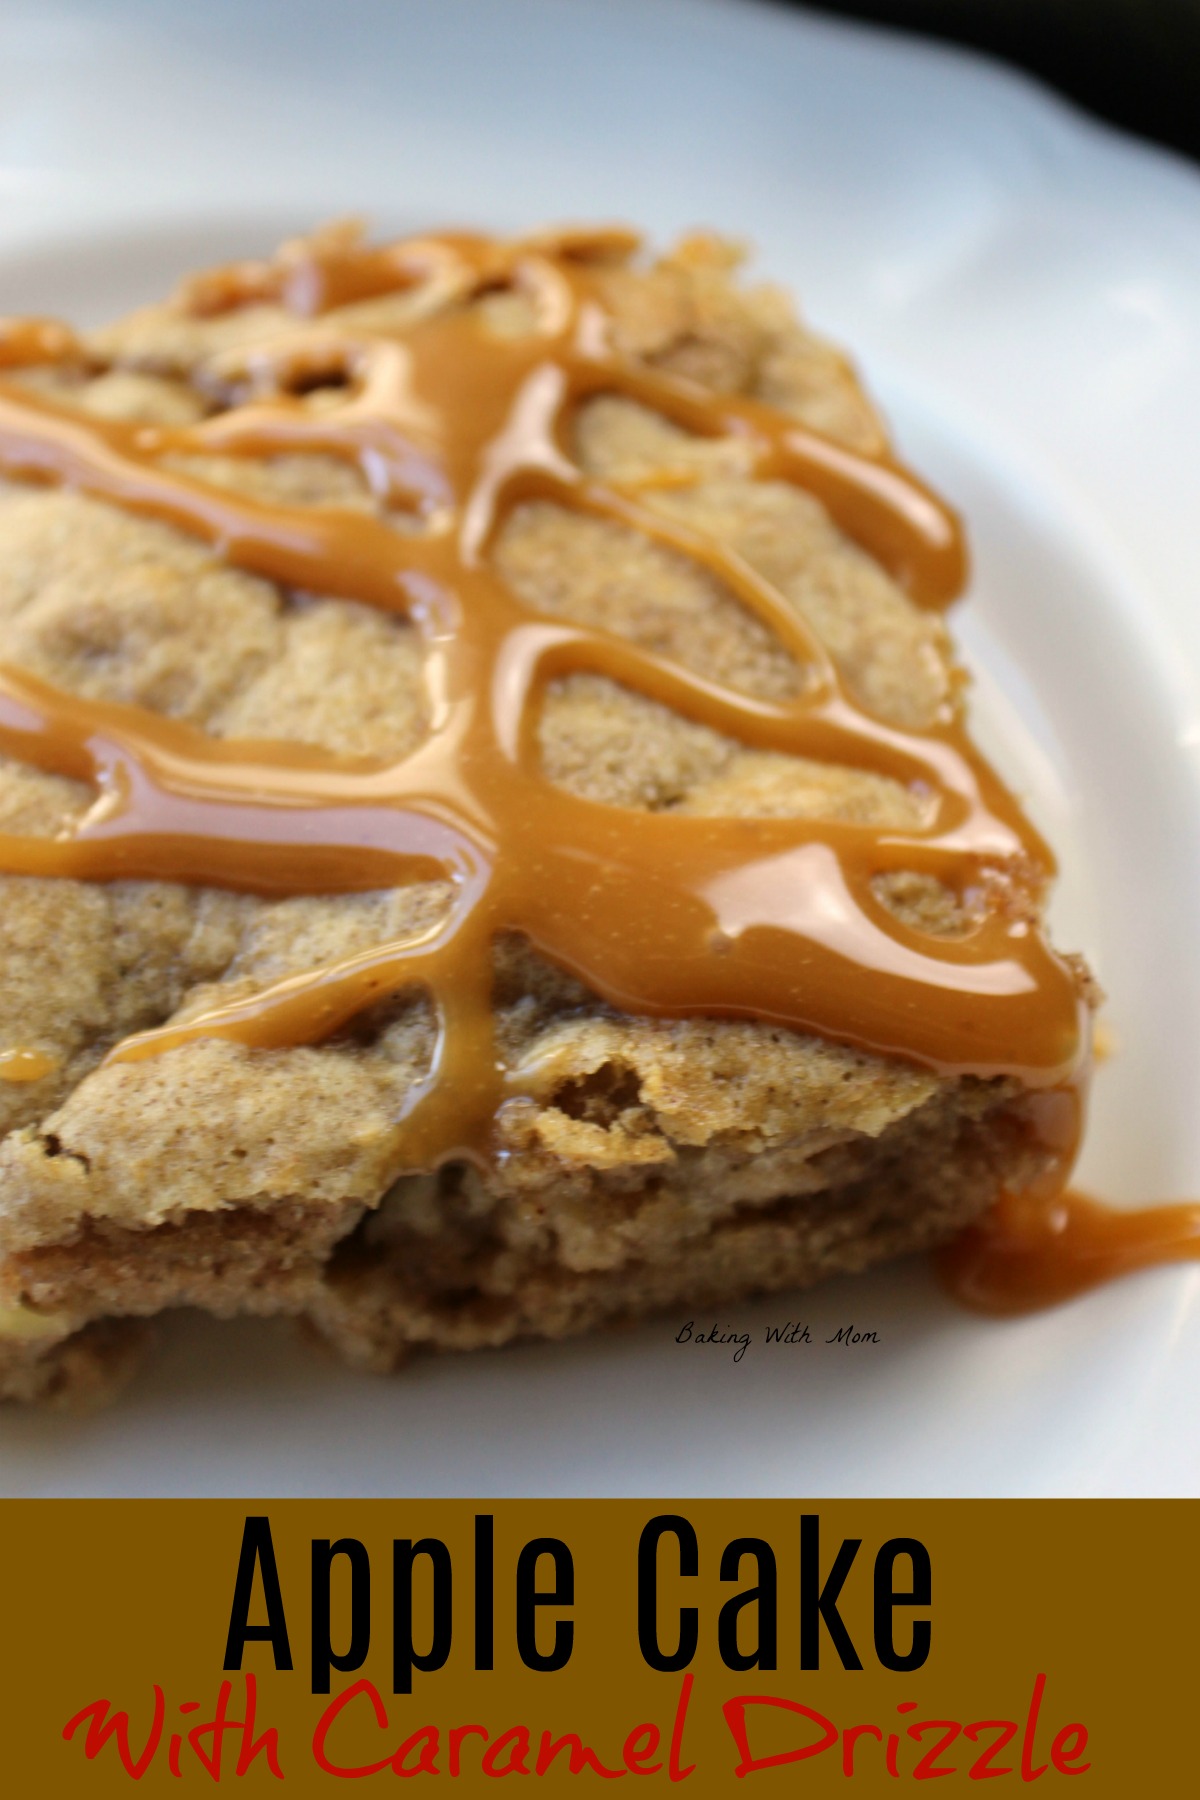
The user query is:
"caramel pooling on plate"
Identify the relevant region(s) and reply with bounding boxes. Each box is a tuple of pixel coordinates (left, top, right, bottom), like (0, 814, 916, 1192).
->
(0, 227, 1087, 1172)
(938, 1188, 1200, 1312)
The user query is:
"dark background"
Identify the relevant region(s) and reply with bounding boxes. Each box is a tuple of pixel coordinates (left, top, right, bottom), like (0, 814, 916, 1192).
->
(787, 1, 1200, 163)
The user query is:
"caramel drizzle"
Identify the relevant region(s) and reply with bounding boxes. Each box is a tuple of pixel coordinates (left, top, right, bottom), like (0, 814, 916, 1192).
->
(0, 227, 1087, 1170)
(936, 1189, 1200, 1313)
(0, 1048, 58, 1084)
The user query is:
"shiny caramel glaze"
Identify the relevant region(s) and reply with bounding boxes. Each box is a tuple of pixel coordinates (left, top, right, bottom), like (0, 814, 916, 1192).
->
(0, 225, 1089, 1178)
(937, 1078, 1200, 1309)
(0, 1049, 58, 1084)
(937, 1189, 1200, 1312)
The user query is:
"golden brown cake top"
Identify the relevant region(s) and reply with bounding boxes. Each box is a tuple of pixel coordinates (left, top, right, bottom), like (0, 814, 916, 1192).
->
(0, 221, 1087, 1170)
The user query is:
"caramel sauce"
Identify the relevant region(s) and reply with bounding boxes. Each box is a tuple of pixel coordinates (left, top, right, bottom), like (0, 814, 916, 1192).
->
(0, 227, 1091, 1194)
(0, 1048, 58, 1084)
(936, 1189, 1200, 1313)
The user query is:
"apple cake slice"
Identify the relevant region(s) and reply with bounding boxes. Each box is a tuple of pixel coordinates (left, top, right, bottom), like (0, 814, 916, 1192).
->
(0, 222, 1091, 1402)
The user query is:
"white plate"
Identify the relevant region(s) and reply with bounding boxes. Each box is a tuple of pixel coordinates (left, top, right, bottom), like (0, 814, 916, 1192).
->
(1, 0, 1198, 1499)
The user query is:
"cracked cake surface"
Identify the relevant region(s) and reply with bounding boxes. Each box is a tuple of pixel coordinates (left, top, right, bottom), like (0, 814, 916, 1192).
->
(0, 223, 1091, 1403)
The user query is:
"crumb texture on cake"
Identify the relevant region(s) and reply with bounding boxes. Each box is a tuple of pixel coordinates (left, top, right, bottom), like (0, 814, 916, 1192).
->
(0, 228, 1087, 1400)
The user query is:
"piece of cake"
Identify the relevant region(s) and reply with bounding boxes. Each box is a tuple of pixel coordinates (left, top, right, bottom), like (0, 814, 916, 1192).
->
(0, 222, 1092, 1403)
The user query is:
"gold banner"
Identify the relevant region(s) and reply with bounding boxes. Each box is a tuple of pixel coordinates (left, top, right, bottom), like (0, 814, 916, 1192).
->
(0, 1500, 1192, 1792)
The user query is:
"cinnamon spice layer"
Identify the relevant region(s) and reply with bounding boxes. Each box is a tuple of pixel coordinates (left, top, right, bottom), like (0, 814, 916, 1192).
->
(0, 224, 1087, 1174)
